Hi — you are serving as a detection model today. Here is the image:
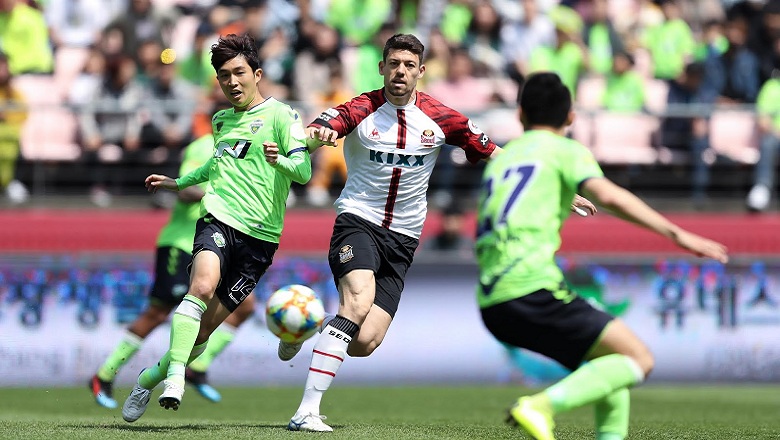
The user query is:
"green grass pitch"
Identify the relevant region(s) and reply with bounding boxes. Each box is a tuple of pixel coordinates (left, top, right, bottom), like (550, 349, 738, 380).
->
(1, 385, 778, 439)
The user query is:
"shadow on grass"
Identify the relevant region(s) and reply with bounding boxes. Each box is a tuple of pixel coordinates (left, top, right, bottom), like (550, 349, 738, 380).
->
(60, 423, 286, 432)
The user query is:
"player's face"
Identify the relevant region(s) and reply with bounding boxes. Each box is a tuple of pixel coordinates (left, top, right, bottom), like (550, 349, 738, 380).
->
(216, 55, 262, 110)
(380, 49, 425, 103)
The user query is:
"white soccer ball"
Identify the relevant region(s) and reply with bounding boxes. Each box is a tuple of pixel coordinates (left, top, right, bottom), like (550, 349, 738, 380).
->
(265, 284, 326, 343)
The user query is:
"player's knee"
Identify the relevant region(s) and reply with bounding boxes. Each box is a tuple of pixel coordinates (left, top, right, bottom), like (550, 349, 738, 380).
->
(187, 280, 215, 300)
(630, 347, 655, 378)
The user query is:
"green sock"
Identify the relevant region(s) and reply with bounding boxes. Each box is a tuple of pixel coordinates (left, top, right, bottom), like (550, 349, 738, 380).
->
(97, 331, 143, 382)
(167, 295, 207, 386)
(595, 388, 630, 440)
(188, 323, 236, 373)
(139, 352, 170, 389)
(544, 354, 643, 414)
(138, 341, 208, 390)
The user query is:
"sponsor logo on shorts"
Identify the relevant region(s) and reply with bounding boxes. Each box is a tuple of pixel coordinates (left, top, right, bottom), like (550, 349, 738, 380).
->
(339, 245, 354, 263)
(172, 284, 188, 298)
(420, 129, 435, 147)
(212, 232, 226, 247)
(250, 119, 264, 134)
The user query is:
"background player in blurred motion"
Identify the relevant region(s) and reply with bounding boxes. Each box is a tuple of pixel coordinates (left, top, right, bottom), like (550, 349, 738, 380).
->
(89, 133, 256, 409)
(120, 33, 311, 422)
(477, 72, 729, 440)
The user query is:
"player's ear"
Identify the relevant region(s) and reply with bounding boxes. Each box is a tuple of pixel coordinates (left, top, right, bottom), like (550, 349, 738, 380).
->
(254, 67, 263, 82)
(518, 108, 528, 128)
(418, 63, 425, 78)
(566, 110, 575, 127)
(378, 60, 385, 75)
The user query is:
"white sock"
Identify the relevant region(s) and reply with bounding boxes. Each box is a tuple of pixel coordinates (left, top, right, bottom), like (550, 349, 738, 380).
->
(296, 316, 358, 416)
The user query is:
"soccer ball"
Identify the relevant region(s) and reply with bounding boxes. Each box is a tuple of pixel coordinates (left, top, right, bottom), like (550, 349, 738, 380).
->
(265, 284, 326, 343)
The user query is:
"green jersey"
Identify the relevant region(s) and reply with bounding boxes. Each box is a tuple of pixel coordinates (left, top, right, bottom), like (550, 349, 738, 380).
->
(175, 98, 311, 243)
(757, 78, 780, 132)
(157, 134, 214, 252)
(476, 130, 603, 308)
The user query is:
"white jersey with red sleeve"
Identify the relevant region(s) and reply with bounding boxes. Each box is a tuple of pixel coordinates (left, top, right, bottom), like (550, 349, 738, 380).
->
(309, 89, 497, 239)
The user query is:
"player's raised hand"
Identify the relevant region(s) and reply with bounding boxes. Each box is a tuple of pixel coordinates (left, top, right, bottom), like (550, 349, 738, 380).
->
(145, 174, 178, 193)
(306, 126, 337, 146)
(672, 229, 729, 264)
(263, 141, 279, 165)
(571, 194, 597, 216)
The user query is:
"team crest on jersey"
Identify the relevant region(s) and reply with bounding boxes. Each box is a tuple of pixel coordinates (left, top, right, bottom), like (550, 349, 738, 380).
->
(212, 232, 226, 248)
(250, 119, 264, 134)
(420, 129, 435, 147)
(339, 245, 354, 263)
(368, 128, 380, 141)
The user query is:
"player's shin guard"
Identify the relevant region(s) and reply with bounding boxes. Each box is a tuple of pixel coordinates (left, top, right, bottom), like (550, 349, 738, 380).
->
(97, 330, 144, 382)
(545, 354, 644, 414)
(296, 315, 359, 415)
(189, 323, 234, 372)
(594, 388, 630, 440)
(167, 295, 207, 386)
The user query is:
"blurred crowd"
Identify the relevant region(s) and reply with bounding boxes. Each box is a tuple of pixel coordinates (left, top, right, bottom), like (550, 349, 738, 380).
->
(1, 0, 780, 211)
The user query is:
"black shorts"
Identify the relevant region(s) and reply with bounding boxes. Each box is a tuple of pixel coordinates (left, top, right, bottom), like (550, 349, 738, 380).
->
(328, 213, 418, 318)
(480, 287, 614, 371)
(192, 213, 278, 312)
(149, 246, 191, 307)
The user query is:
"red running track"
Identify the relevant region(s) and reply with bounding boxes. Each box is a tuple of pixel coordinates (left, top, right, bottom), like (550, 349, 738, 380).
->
(0, 209, 777, 256)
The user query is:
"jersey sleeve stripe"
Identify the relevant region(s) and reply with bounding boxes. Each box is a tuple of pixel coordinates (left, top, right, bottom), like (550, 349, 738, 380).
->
(286, 146, 307, 156)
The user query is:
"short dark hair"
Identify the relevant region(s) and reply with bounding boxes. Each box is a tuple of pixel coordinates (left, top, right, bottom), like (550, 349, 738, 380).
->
(518, 72, 572, 128)
(210, 33, 261, 73)
(383, 33, 425, 64)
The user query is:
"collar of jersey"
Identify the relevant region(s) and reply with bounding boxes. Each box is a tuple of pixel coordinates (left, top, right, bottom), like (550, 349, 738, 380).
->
(236, 97, 274, 115)
(382, 89, 417, 109)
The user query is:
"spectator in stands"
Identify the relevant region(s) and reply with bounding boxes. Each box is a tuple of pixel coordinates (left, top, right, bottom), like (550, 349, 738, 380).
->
(292, 23, 342, 105)
(463, 0, 505, 78)
(659, 62, 713, 206)
(0, 51, 28, 204)
(0, 0, 54, 75)
(602, 50, 646, 113)
(746, 68, 780, 212)
(306, 64, 351, 207)
(583, 0, 625, 76)
(77, 54, 143, 207)
(177, 21, 215, 92)
(528, 5, 587, 98)
(139, 60, 195, 179)
(703, 12, 760, 104)
(325, 0, 392, 46)
(103, 0, 174, 66)
(500, 0, 556, 85)
(694, 19, 728, 61)
(425, 47, 499, 114)
(68, 46, 107, 108)
(642, 0, 695, 81)
(44, 0, 108, 51)
(350, 23, 397, 94)
(736, 0, 780, 83)
(437, 0, 473, 45)
(135, 39, 165, 86)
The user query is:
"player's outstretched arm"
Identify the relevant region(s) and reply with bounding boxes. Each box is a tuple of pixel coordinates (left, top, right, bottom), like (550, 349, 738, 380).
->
(305, 126, 337, 153)
(145, 174, 179, 193)
(581, 177, 728, 263)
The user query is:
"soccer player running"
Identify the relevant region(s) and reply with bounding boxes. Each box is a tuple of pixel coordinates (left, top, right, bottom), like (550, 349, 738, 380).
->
(120, 33, 311, 422)
(276, 33, 502, 432)
(89, 133, 255, 408)
(478, 72, 728, 440)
